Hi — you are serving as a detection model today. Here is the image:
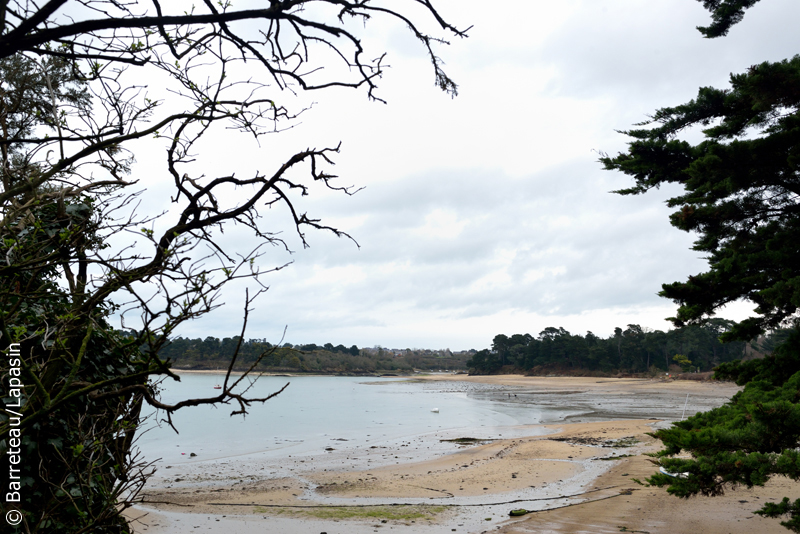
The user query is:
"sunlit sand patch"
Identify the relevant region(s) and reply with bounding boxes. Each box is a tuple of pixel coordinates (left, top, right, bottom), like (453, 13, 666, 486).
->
(308, 420, 653, 499)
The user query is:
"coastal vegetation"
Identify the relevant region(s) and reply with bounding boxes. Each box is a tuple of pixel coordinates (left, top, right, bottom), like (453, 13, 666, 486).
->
(0, 2, 465, 532)
(159, 337, 471, 373)
(166, 321, 790, 376)
(466, 321, 774, 375)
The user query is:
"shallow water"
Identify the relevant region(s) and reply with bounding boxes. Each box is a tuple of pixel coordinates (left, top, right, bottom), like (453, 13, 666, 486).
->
(136, 374, 577, 465)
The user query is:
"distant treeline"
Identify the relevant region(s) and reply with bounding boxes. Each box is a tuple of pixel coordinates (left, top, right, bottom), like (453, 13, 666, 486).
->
(159, 336, 470, 373)
(466, 319, 786, 375)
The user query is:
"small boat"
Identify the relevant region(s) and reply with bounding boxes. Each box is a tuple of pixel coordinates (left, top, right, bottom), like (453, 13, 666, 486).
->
(509, 509, 530, 517)
(213, 385, 222, 390)
(431, 408, 439, 413)
(659, 466, 689, 478)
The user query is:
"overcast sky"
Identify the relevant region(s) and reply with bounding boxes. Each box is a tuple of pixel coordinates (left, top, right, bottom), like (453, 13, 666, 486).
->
(128, 0, 800, 350)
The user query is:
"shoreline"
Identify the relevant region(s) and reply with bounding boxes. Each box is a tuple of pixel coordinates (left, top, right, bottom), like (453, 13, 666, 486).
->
(169, 368, 424, 377)
(171, 368, 716, 383)
(130, 418, 658, 534)
(127, 375, 783, 534)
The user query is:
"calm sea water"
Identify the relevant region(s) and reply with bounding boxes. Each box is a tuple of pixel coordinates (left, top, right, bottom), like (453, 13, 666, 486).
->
(136, 374, 566, 464)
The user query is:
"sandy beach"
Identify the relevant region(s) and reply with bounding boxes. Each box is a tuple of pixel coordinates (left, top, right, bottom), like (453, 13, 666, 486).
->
(127, 375, 791, 534)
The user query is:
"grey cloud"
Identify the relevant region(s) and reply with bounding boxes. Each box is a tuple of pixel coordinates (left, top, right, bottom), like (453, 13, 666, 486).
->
(260, 160, 702, 320)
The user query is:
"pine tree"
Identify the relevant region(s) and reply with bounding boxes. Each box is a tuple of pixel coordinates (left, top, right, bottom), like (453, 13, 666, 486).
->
(602, 55, 800, 342)
(602, 1, 800, 530)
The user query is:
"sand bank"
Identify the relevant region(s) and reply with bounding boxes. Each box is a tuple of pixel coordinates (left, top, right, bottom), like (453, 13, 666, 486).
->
(497, 438, 792, 534)
(414, 373, 739, 395)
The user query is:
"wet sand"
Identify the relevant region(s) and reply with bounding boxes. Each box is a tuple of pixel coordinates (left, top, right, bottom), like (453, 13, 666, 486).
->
(126, 375, 789, 534)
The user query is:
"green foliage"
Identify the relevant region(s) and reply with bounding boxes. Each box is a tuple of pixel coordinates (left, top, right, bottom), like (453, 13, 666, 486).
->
(696, 0, 763, 38)
(715, 329, 800, 387)
(1, 195, 149, 532)
(757, 497, 800, 532)
(0, 54, 90, 152)
(0, 56, 145, 532)
(467, 322, 746, 374)
(647, 330, 800, 531)
(159, 337, 468, 373)
(602, 4, 800, 529)
(672, 354, 693, 372)
(602, 55, 800, 342)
